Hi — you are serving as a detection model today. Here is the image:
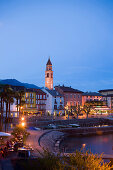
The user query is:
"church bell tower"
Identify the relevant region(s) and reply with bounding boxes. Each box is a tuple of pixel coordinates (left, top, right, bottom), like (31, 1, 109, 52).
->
(45, 58, 53, 90)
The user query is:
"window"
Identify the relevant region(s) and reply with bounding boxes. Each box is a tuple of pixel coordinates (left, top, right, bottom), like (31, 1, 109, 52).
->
(70, 94, 72, 98)
(74, 94, 76, 98)
(54, 105, 57, 110)
(65, 94, 68, 99)
(47, 73, 49, 77)
(70, 101, 72, 106)
(54, 99, 57, 104)
(26, 93, 29, 98)
(78, 95, 80, 98)
(40, 95, 42, 99)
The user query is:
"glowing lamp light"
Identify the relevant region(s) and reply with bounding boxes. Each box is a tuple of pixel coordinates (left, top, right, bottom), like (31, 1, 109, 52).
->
(21, 122, 25, 127)
(82, 144, 86, 148)
(21, 117, 24, 121)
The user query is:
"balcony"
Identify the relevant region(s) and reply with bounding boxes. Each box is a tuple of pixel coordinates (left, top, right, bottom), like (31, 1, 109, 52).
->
(38, 103, 46, 105)
(30, 102, 34, 104)
(30, 96, 34, 99)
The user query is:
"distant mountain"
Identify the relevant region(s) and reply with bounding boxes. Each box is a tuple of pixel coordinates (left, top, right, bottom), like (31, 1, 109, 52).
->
(0, 79, 40, 89)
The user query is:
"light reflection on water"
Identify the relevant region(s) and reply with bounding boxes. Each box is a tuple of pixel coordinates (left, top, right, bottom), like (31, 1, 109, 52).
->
(60, 134, 113, 154)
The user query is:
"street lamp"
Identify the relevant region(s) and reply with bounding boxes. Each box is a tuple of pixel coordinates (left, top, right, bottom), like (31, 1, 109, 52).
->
(21, 122, 25, 127)
(21, 117, 25, 121)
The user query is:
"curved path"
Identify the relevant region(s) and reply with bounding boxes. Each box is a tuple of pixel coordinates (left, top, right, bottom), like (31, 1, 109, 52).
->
(25, 129, 65, 156)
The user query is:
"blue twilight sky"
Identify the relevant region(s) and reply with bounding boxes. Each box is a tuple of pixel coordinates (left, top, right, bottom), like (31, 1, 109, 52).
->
(0, 0, 113, 92)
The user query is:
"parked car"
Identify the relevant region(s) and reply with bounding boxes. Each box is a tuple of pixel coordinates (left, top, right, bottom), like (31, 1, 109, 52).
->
(68, 124, 80, 128)
(57, 125, 67, 128)
(48, 124, 57, 129)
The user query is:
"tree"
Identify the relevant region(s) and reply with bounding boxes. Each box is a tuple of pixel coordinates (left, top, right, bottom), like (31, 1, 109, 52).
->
(83, 100, 105, 118)
(0, 84, 5, 130)
(14, 90, 25, 117)
(18, 90, 25, 117)
(70, 104, 82, 118)
(83, 102, 92, 118)
(2, 85, 14, 131)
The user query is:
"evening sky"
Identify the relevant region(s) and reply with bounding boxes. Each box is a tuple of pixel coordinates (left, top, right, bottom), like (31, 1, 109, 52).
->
(0, 0, 113, 91)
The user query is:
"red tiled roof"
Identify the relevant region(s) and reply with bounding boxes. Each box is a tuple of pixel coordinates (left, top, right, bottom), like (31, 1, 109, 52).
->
(55, 85, 83, 93)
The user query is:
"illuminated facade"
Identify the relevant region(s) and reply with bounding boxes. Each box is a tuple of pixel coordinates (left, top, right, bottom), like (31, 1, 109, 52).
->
(22, 88, 46, 115)
(45, 58, 53, 90)
(42, 88, 64, 116)
(82, 92, 104, 106)
(99, 89, 113, 109)
(55, 85, 83, 107)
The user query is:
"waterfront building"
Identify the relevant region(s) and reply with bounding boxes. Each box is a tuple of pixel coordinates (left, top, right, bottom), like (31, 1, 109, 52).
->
(22, 88, 46, 115)
(0, 86, 47, 117)
(55, 85, 83, 107)
(45, 58, 53, 90)
(82, 92, 110, 114)
(99, 89, 113, 109)
(42, 88, 64, 116)
(82, 92, 104, 106)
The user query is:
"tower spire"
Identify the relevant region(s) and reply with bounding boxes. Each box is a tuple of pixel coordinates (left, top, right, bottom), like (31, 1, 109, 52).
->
(46, 57, 52, 66)
(45, 57, 53, 89)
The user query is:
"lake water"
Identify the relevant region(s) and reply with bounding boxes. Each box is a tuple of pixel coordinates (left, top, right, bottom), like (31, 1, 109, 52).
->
(60, 134, 113, 154)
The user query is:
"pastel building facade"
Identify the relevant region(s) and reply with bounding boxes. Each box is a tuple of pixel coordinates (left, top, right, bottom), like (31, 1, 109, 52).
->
(55, 85, 83, 107)
(22, 88, 47, 115)
(42, 88, 64, 115)
(82, 92, 104, 106)
(0, 86, 47, 118)
(99, 89, 113, 109)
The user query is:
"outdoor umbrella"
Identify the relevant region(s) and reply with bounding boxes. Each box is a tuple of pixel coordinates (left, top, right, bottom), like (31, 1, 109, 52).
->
(0, 132, 11, 137)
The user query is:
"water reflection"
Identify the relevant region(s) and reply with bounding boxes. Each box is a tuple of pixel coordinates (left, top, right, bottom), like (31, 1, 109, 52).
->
(60, 134, 113, 154)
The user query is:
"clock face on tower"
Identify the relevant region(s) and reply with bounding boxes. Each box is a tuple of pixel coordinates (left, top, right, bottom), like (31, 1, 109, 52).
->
(45, 58, 53, 90)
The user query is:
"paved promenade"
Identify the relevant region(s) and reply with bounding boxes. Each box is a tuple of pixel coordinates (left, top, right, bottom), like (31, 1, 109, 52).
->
(25, 130, 45, 157)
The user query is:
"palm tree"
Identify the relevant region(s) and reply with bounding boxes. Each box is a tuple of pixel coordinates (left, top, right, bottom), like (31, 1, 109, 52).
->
(2, 85, 14, 131)
(15, 90, 25, 117)
(0, 84, 5, 130)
